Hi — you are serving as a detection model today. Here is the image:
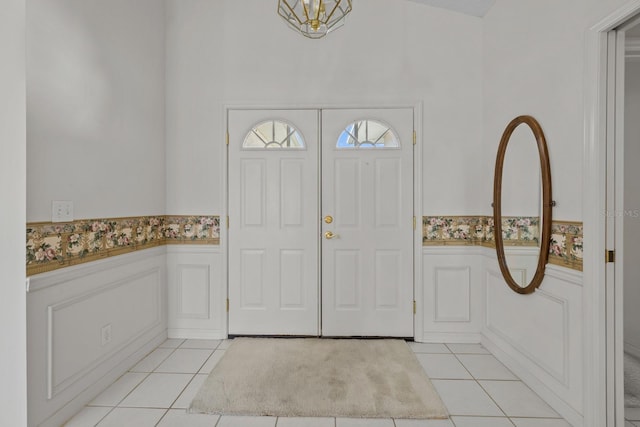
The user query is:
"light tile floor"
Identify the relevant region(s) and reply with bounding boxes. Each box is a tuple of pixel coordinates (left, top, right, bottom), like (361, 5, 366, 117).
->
(65, 339, 572, 427)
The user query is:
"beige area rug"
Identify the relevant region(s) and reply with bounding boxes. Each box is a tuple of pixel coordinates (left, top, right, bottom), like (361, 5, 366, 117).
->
(189, 338, 448, 419)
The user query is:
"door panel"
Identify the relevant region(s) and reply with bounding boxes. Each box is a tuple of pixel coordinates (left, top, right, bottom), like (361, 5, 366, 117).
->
(321, 108, 414, 337)
(228, 109, 319, 335)
(375, 250, 401, 309)
(241, 159, 266, 226)
(375, 158, 402, 227)
(334, 250, 361, 309)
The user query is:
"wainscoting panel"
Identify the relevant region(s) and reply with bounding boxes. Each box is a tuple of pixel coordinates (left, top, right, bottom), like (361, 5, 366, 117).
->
(486, 269, 567, 383)
(167, 246, 226, 339)
(47, 268, 161, 399)
(27, 247, 167, 427)
(420, 247, 484, 342)
(176, 264, 211, 319)
(434, 266, 471, 322)
(482, 259, 583, 423)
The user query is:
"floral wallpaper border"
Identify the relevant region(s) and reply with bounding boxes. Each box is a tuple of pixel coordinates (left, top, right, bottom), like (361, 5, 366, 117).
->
(423, 216, 583, 272)
(27, 214, 582, 275)
(26, 215, 220, 276)
(548, 221, 583, 271)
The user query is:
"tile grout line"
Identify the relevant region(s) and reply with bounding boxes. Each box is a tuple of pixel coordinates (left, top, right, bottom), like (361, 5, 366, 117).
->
(411, 345, 458, 426)
(448, 345, 565, 424)
(161, 346, 219, 412)
(92, 406, 116, 427)
(93, 339, 183, 425)
(152, 408, 171, 427)
(445, 344, 513, 424)
(166, 340, 223, 427)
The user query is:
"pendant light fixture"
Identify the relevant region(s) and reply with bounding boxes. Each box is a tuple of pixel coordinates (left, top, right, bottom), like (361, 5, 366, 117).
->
(277, 0, 353, 39)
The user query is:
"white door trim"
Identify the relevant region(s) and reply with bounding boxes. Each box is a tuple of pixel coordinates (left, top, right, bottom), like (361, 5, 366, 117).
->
(223, 102, 423, 339)
(583, 3, 640, 426)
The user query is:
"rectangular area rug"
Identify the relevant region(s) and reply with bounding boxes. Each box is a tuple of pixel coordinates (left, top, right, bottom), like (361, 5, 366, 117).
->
(189, 338, 448, 419)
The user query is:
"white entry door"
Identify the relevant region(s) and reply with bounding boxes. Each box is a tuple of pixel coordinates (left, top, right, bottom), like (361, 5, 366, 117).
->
(320, 108, 414, 337)
(228, 107, 414, 337)
(228, 109, 319, 335)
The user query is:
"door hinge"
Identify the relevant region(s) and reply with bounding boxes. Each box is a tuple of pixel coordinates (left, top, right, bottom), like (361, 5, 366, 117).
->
(226, 298, 229, 312)
(413, 300, 416, 314)
(606, 250, 615, 263)
(413, 216, 416, 230)
(226, 216, 229, 229)
(226, 131, 229, 146)
(413, 130, 416, 145)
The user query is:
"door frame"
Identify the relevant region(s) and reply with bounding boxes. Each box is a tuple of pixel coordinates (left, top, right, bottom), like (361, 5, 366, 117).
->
(584, 2, 640, 426)
(222, 103, 423, 338)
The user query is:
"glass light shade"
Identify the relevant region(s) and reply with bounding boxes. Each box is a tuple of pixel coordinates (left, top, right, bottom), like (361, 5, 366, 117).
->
(278, 0, 352, 39)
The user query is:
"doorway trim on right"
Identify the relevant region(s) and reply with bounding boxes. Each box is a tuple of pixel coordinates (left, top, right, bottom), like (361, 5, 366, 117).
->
(583, 2, 640, 426)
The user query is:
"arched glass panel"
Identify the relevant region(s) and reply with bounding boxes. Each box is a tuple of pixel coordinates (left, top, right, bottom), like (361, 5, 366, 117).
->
(336, 119, 400, 149)
(243, 120, 305, 149)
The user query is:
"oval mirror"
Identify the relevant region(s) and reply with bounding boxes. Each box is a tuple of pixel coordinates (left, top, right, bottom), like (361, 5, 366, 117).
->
(493, 115, 552, 294)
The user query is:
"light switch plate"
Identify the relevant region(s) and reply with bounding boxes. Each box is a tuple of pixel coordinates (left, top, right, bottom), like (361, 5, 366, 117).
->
(52, 200, 73, 223)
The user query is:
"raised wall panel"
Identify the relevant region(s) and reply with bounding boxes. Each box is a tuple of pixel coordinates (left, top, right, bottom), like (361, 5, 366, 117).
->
(47, 268, 161, 398)
(241, 159, 266, 226)
(420, 248, 484, 341)
(434, 266, 471, 322)
(176, 264, 210, 319)
(28, 249, 166, 427)
(335, 250, 360, 309)
(280, 159, 304, 228)
(167, 247, 225, 339)
(335, 159, 360, 227)
(482, 262, 584, 420)
(375, 250, 401, 309)
(486, 268, 567, 384)
(280, 249, 305, 309)
(374, 158, 401, 228)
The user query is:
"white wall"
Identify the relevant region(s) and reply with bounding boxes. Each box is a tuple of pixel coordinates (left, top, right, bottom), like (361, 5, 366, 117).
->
(27, 0, 166, 221)
(25, 1, 168, 425)
(625, 60, 640, 356)
(165, 0, 484, 216)
(482, 0, 628, 424)
(0, 0, 27, 425)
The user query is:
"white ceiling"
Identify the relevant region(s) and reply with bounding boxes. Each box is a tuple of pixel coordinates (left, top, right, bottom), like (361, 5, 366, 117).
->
(404, 0, 496, 17)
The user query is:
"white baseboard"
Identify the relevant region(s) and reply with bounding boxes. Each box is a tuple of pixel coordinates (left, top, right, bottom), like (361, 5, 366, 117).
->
(168, 328, 227, 340)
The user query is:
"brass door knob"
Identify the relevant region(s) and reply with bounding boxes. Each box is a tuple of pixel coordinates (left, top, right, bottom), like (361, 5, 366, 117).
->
(324, 231, 336, 239)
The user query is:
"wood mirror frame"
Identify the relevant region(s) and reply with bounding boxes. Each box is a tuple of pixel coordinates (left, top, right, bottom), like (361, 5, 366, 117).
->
(493, 115, 553, 294)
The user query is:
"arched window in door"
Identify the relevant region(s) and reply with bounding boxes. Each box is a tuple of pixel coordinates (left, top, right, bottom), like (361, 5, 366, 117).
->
(243, 120, 306, 149)
(336, 119, 400, 149)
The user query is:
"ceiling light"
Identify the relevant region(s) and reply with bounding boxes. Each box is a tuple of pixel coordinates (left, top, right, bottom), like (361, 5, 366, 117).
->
(277, 0, 352, 39)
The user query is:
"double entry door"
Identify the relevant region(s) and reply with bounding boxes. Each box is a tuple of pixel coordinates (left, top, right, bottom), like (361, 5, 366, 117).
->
(228, 108, 414, 337)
